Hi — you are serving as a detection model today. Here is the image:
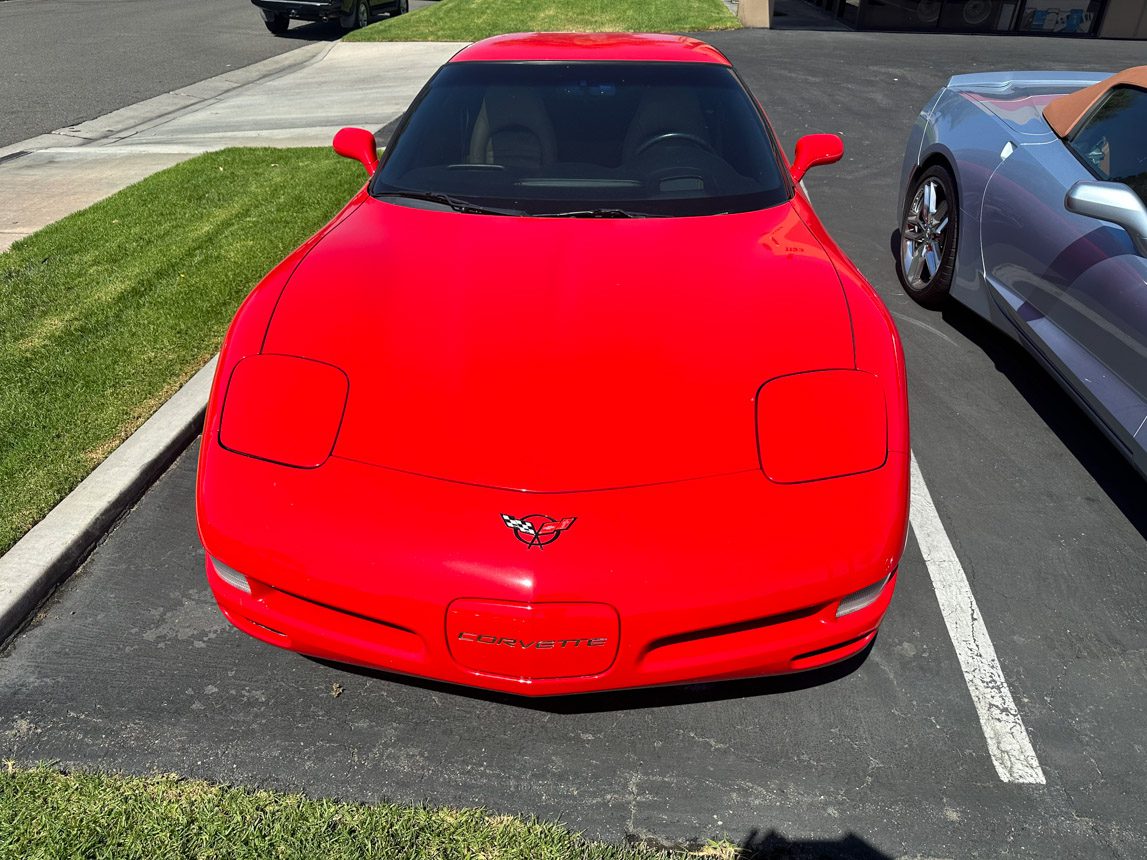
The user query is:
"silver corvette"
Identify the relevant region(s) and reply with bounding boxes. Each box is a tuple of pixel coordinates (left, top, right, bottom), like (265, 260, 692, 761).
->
(897, 67, 1147, 475)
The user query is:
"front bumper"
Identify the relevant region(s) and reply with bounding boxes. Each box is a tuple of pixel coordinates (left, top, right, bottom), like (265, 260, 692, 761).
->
(199, 447, 908, 696)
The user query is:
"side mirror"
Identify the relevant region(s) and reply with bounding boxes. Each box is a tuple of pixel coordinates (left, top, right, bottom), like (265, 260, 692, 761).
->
(790, 133, 844, 183)
(333, 127, 379, 175)
(1065, 180, 1147, 256)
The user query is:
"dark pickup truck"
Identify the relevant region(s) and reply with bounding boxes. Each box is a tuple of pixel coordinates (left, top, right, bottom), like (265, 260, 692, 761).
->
(251, 0, 408, 34)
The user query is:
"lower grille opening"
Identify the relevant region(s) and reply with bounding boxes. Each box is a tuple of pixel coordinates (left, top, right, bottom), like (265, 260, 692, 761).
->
(644, 603, 825, 655)
(268, 585, 416, 635)
(792, 630, 874, 665)
(242, 616, 288, 638)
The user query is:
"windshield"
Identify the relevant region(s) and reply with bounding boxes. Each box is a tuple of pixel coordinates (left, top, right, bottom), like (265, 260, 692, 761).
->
(1068, 86, 1147, 206)
(372, 61, 791, 217)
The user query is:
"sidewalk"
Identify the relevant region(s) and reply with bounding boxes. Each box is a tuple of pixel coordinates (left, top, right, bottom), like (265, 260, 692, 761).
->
(0, 40, 464, 252)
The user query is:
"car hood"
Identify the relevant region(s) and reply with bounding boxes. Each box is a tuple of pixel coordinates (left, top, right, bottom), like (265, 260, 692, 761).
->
(261, 197, 855, 491)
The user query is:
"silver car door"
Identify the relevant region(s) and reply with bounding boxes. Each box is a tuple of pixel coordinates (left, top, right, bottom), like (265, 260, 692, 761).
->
(980, 121, 1147, 451)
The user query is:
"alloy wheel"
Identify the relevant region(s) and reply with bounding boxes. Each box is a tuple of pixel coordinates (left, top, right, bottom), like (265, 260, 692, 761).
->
(901, 178, 950, 290)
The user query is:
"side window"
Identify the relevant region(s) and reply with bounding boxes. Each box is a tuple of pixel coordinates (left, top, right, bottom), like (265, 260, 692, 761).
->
(1067, 86, 1147, 205)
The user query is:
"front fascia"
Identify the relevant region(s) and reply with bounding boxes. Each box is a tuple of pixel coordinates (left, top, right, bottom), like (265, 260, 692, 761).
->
(199, 436, 906, 694)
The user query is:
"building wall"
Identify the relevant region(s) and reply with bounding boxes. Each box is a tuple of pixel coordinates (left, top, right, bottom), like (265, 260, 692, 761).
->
(1099, 0, 1147, 35)
(738, 0, 775, 27)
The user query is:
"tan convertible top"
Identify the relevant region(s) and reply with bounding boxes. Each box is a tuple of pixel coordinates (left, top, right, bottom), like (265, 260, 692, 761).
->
(1044, 66, 1147, 139)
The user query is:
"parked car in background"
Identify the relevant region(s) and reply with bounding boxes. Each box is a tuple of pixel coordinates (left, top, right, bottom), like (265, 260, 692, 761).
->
(251, 0, 408, 35)
(897, 67, 1147, 476)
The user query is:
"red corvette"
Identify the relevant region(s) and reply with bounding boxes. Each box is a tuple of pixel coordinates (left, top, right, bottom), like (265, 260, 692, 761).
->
(197, 33, 909, 696)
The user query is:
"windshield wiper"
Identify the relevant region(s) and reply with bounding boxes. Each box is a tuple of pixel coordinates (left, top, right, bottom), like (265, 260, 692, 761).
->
(374, 190, 523, 216)
(537, 208, 665, 219)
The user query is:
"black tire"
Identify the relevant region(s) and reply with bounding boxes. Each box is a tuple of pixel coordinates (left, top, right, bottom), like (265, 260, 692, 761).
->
(341, 0, 370, 28)
(263, 12, 289, 34)
(897, 164, 958, 308)
(393, 0, 409, 14)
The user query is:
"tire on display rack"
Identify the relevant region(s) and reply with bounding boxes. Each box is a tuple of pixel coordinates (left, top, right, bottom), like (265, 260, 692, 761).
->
(897, 163, 959, 308)
(962, 0, 995, 24)
(915, 0, 941, 23)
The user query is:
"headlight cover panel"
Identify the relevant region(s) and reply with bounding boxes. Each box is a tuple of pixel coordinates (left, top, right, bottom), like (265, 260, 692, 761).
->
(219, 354, 349, 469)
(757, 369, 887, 484)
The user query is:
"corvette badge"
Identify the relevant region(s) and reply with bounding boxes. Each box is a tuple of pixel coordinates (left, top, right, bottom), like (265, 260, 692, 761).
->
(501, 514, 576, 549)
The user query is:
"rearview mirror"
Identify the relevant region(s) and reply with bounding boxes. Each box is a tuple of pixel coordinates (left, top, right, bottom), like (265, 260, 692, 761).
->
(333, 127, 379, 175)
(1065, 180, 1147, 256)
(790, 134, 844, 183)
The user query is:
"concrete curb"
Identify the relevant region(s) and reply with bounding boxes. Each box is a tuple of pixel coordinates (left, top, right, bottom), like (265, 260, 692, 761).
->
(0, 356, 217, 645)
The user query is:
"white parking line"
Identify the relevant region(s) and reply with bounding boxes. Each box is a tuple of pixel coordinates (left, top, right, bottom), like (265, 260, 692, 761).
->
(909, 453, 1046, 785)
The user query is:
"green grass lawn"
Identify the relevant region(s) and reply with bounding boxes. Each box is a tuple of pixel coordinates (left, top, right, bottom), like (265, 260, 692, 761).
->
(0, 767, 716, 859)
(345, 0, 740, 42)
(0, 147, 365, 555)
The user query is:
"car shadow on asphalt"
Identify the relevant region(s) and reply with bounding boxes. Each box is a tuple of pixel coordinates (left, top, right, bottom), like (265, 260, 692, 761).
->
(739, 830, 892, 859)
(309, 640, 875, 714)
(269, 20, 346, 41)
(634, 828, 893, 859)
(941, 301, 1147, 535)
(888, 230, 1147, 539)
(735, 829, 892, 859)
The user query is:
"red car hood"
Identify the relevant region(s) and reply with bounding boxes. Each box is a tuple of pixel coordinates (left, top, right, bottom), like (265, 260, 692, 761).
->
(262, 197, 854, 491)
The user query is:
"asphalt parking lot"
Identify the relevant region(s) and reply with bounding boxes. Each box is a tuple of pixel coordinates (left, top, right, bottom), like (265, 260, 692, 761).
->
(2, 26, 1146, 860)
(0, 0, 437, 148)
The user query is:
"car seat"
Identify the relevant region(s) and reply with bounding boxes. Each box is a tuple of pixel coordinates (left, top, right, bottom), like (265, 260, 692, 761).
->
(621, 90, 709, 163)
(468, 87, 558, 169)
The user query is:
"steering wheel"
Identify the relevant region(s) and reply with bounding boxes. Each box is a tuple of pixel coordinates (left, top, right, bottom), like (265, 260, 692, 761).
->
(635, 132, 714, 157)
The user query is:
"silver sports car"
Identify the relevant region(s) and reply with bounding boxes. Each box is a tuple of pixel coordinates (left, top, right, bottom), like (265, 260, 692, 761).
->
(897, 67, 1147, 475)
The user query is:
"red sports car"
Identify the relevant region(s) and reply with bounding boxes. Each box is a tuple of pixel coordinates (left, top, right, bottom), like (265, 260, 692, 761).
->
(197, 33, 910, 696)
